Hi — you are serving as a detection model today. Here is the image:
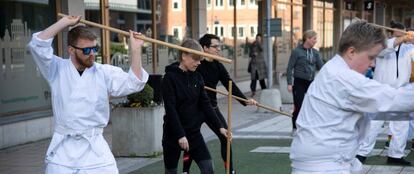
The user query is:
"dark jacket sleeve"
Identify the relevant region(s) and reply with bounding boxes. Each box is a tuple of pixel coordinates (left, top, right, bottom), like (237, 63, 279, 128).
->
(162, 74, 186, 140)
(286, 49, 297, 85)
(315, 50, 324, 70)
(199, 77, 223, 131)
(249, 42, 256, 58)
(217, 62, 248, 106)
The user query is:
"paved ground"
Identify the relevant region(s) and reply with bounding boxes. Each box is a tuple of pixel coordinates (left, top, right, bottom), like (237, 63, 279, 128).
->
(1, 81, 414, 174)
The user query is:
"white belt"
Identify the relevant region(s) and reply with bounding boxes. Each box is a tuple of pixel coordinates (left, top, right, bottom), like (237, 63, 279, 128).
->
(46, 126, 105, 162)
(54, 126, 104, 138)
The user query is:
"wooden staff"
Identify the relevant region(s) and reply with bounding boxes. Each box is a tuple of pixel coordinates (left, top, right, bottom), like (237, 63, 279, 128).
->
(204, 86, 293, 117)
(353, 17, 410, 35)
(226, 81, 232, 174)
(57, 13, 232, 64)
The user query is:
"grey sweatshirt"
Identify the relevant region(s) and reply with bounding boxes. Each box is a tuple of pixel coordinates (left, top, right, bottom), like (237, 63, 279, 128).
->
(286, 44, 324, 85)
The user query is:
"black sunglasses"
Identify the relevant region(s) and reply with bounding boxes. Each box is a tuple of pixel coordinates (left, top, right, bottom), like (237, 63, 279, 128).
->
(71, 45, 99, 55)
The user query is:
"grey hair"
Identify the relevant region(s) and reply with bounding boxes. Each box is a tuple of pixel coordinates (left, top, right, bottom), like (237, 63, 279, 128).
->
(178, 39, 204, 61)
(302, 30, 317, 42)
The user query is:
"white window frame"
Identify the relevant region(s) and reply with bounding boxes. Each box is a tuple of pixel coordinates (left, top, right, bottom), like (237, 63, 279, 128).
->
(249, 24, 258, 38)
(214, 0, 224, 9)
(213, 24, 225, 37)
(238, 25, 246, 38)
(228, 0, 246, 9)
(248, 0, 258, 9)
(172, 26, 182, 39)
(172, 0, 182, 11)
(228, 26, 235, 38)
(206, 0, 212, 9)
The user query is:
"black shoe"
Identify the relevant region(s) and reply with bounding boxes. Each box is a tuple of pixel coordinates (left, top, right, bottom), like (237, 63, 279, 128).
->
(356, 155, 367, 163)
(387, 157, 411, 166)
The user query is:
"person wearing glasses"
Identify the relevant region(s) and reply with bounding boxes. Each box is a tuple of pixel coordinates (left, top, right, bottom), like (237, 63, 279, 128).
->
(162, 39, 228, 174)
(180, 34, 257, 174)
(27, 15, 148, 173)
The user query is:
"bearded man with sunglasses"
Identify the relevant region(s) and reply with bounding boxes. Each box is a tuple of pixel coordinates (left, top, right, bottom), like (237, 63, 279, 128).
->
(27, 15, 148, 174)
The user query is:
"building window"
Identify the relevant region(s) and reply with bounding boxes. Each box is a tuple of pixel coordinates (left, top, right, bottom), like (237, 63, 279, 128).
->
(207, 0, 212, 8)
(214, 25, 224, 37)
(172, 0, 181, 11)
(229, 0, 246, 8)
(248, 0, 258, 8)
(238, 26, 244, 37)
(241, 0, 246, 5)
(229, 0, 234, 6)
(250, 25, 256, 37)
(172, 26, 181, 39)
(215, 0, 224, 8)
(0, 1, 55, 116)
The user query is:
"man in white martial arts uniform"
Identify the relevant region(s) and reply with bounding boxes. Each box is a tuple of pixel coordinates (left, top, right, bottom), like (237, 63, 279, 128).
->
(356, 21, 414, 166)
(289, 21, 414, 174)
(27, 15, 149, 173)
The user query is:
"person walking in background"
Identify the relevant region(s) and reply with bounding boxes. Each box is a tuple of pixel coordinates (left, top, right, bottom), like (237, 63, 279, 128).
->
(27, 15, 149, 173)
(286, 30, 324, 134)
(249, 34, 267, 97)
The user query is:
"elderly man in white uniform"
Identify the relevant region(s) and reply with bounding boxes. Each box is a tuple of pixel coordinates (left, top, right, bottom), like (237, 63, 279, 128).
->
(356, 21, 414, 165)
(27, 16, 149, 173)
(289, 21, 414, 174)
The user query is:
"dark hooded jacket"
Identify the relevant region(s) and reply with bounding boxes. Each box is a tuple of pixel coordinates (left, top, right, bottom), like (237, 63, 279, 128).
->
(196, 59, 247, 107)
(162, 63, 223, 146)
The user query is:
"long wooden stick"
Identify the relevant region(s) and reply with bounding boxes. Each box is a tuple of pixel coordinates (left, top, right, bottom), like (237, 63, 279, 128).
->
(57, 13, 232, 64)
(226, 81, 232, 174)
(353, 17, 409, 34)
(204, 86, 293, 117)
(371, 23, 409, 34)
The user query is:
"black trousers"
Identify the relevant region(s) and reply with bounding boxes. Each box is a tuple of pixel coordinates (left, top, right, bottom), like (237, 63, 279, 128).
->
(163, 135, 213, 173)
(292, 78, 312, 129)
(183, 107, 234, 172)
(250, 70, 267, 92)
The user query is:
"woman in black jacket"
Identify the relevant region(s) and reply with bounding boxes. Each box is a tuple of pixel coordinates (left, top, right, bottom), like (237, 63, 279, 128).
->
(162, 39, 228, 174)
(181, 34, 257, 174)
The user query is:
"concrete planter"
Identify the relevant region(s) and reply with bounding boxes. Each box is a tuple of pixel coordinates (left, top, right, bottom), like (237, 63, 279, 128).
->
(278, 73, 294, 104)
(111, 105, 164, 157)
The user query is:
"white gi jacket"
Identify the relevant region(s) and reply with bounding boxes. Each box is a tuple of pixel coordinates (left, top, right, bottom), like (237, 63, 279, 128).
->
(28, 32, 149, 169)
(374, 37, 414, 87)
(290, 55, 414, 171)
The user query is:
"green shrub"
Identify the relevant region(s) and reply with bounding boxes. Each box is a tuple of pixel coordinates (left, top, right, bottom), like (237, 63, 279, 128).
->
(110, 42, 128, 54)
(126, 84, 155, 108)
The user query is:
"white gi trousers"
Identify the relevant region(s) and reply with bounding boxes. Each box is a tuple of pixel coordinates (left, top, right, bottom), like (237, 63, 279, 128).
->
(409, 121, 414, 139)
(46, 163, 118, 174)
(357, 120, 409, 158)
(292, 158, 363, 174)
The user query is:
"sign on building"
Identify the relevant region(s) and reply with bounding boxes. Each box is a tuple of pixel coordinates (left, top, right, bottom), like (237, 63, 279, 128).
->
(263, 18, 282, 37)
(364, 0, 374, 11)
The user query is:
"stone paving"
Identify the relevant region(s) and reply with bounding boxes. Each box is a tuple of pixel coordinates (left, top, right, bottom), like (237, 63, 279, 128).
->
(1, 86, 413, 174)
